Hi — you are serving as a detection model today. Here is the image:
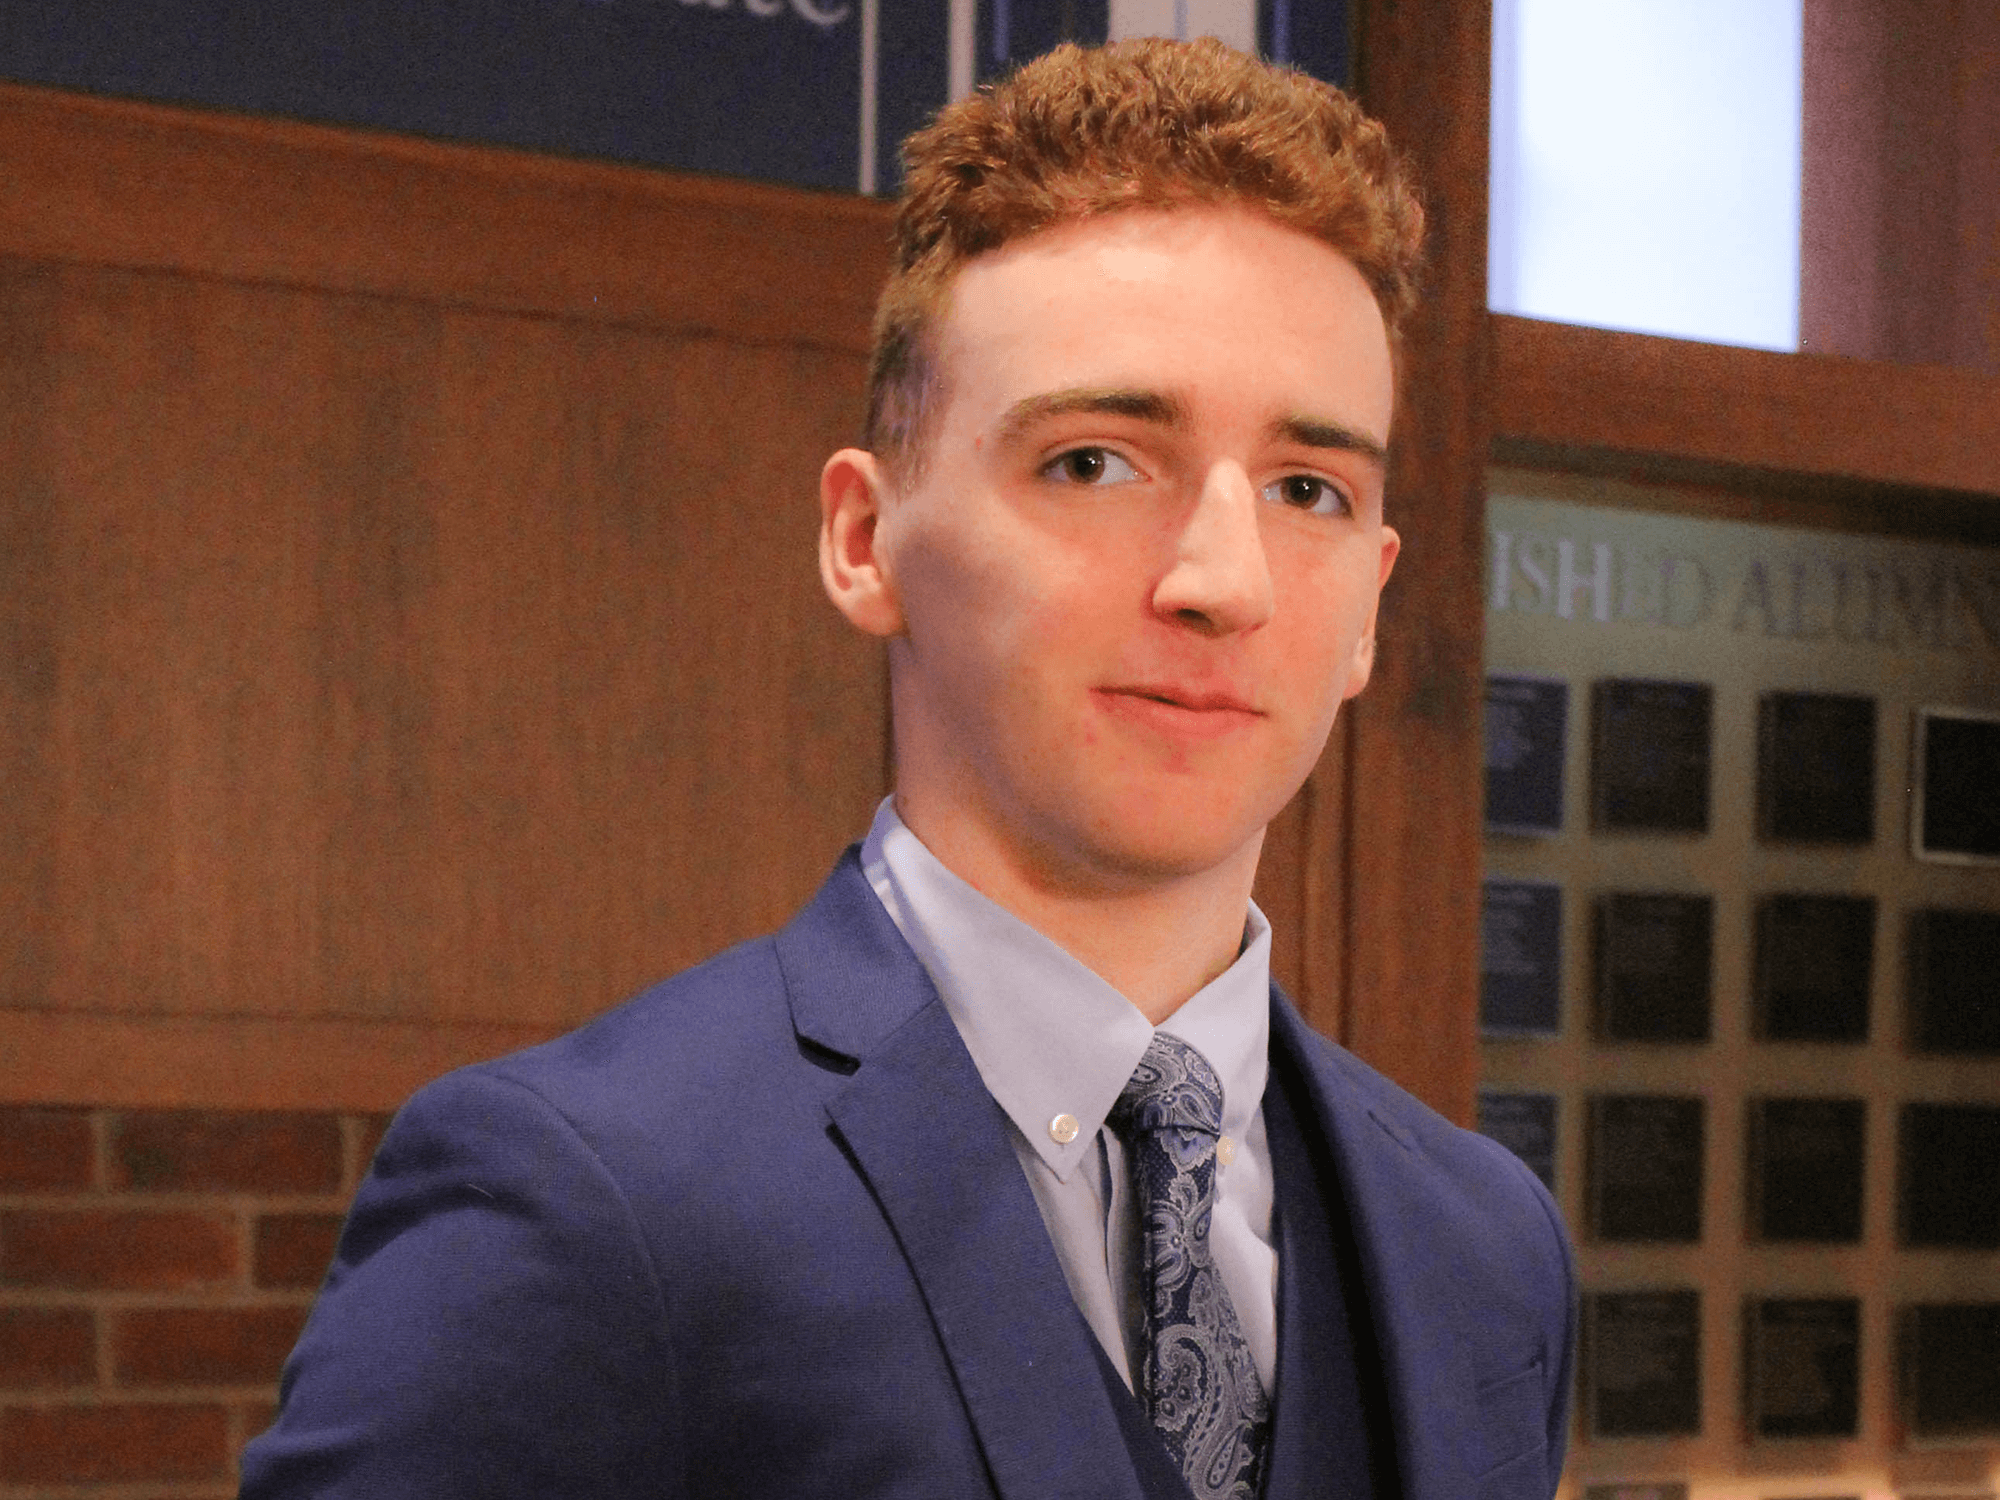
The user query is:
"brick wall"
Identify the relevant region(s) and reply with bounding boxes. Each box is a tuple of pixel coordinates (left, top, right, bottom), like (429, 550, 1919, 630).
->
(0, 1105, 388, 1496)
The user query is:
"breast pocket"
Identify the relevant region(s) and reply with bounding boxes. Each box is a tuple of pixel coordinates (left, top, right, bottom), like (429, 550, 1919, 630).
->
(1472, 1361, 1550, 1500)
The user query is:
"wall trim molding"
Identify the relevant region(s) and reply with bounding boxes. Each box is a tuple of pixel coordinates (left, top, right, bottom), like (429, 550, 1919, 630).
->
(0, 1010, 556, 1112)
(1493, 313, 2000, 500)
(0, 80, 893, 354)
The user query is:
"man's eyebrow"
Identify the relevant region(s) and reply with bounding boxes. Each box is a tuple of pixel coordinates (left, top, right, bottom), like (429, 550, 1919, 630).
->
(995, 387, 1190, 444)
(1271, 414, 1390, 469)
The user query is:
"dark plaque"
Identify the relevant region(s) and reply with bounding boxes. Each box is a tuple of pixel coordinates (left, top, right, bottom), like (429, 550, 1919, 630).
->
(1914, 708, 2000, 862)
(1590, 1290, 1702, 1438)
(1583, 1488, 1688, 1500)
(1481, 880, 1563, 1035)
(1904, 1303, 2000, 1437)
(1592, 679, 1712, 834)
(1907, 908, 2000, 1054)
(1596, 893, 1713, 1043)
(1747, 1098, 1865, 1243)
(1477, 1091, 1558, 1193)
(1746, 1297, 1859, 1439)
(1486, 675, 1568, 835)
(1752, 895, 1873, 1043)
(1589, 1095, 1704, 1242)
(1900, 1103, 2000, 1248)
(1756, 692, 1876, 844)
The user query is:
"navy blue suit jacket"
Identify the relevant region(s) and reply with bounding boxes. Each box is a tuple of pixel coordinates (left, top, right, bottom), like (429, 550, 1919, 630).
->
(242, 850, 1574, 1498)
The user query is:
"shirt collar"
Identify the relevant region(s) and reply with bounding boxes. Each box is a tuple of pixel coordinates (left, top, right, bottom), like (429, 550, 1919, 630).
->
(860, 797, 1271, 1183)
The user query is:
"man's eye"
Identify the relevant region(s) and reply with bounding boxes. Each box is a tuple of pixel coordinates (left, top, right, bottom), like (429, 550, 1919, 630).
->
(1263, 474, 1348, 516)
(1041, 448, 1142, 485)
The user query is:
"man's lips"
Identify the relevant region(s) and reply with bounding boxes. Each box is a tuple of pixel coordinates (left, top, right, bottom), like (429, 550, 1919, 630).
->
(1093, 686, 1263, 739)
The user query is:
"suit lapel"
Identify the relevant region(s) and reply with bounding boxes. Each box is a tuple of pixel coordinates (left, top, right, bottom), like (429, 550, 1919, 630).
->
(1268, 996, 1482, 1500)
(778, 854, 1149, 1500)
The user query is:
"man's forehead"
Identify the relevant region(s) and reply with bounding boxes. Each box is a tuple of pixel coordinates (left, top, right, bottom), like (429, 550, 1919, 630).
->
(935, 205, 1383, 341)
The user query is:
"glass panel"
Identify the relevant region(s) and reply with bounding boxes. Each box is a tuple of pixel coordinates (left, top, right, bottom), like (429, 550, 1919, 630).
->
(1490, 0, 1804, 351)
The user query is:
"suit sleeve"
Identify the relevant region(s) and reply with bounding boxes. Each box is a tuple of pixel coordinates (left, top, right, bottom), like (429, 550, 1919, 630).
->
(1535, 1177, 1577, 1491)
(1504, 1147, 1577, 1496)
(239, 1068, 686, 1499)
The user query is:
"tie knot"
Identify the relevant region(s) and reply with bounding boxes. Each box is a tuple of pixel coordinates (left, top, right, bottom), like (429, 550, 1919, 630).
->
(1110, 1032, 1224, 1138)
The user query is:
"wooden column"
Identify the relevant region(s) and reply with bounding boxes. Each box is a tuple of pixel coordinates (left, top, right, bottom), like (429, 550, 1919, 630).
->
(1332, 0, 1494, 1123)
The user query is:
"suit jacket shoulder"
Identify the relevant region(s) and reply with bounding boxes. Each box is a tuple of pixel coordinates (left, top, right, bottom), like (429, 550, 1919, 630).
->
(243, 852, 1159, 1500)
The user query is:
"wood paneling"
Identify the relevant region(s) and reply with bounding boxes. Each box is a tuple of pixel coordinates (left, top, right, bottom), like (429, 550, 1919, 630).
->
(1252, 754, 1347, 1038)
(0, 1011, 548, 1112)
(0, 81, 892, 355)
(1493, 313, 2000, 499)
(1801, 0, 2000, 375)
(1, 260, 882, 1031)
(0, 92, 889, 1107)
(1337, 0, 1496, 1123)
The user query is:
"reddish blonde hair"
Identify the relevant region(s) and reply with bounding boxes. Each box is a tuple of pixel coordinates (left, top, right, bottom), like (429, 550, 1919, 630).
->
(866, 37, 1425, 470)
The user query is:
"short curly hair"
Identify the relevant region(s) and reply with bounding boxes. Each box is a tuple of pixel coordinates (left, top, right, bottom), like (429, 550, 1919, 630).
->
(866, 37, 1425, 473)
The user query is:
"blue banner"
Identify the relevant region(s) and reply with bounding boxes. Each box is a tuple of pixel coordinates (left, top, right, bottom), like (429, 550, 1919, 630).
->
(1, 0, 865, 191)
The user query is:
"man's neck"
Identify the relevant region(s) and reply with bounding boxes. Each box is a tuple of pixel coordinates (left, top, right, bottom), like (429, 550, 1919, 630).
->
(892, 794, 1262, 1026)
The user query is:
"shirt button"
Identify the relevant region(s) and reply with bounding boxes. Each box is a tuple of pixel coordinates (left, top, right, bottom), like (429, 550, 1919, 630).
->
(1217, 1134, 1236, 1166)
(1049, 1113, 1080, 1145)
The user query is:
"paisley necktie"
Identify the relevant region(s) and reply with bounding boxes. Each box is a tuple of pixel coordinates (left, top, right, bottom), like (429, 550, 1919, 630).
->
(1109, 1033, 1271, 1500)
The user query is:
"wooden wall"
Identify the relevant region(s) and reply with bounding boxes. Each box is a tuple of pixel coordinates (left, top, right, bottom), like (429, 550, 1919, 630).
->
(1801, 0, 2000, 374)
(0, 85, 891, 1110)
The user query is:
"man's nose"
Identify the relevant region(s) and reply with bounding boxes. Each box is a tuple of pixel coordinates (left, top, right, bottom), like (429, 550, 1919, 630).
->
(1150, 462, 1276, 636)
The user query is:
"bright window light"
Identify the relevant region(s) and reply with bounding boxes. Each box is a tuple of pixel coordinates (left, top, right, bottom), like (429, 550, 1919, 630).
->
(1490, 0, 1803, 351)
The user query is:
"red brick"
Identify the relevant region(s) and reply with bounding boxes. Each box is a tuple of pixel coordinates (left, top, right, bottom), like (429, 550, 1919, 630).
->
(0, 1401, 230, 1483)
(349, 1113, 394, 1184)
(237, 1396, 279, 1451)
(111, 1111, 343, 1194)
(111, 1305, 307, 1387)
(0, 1107, 95, 1191)
(0, 1308, 95, 1387)
(253, 1213, 343, 1290)
(2, 1210, 239, 1291)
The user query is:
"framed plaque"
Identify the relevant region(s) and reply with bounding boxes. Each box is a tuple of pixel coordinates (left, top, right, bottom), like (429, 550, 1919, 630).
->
(1904, 1303, 2000, 1437)
(1486, 674, 1568, 835)
(1591, 679, 1712, 834)
(1589, 1290, 1702, 1438)
(1752, 895, 1873, 1043)
(1899, 1103, 2000, 1248)
(1481, 880, 1563, 1035)
(1589, 1095, 1704, 1242)
(1747, 1098, 1865, 1243)
(1907, 908, 2000, 1054)
(1746, 1297, 1859, 1439)
(1596, 893, 1712, 1043)
(1757, 692, 1876, 844)
(1913, 707, 2000, 864)
(1477, 1091, 1558, 1192)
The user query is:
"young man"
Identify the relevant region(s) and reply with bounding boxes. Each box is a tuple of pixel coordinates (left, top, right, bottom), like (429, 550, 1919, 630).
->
(242, 40, 1573, 1500)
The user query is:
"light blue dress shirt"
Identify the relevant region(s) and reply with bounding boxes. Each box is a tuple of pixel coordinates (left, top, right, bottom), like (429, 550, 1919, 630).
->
(860, 797, 1279, 1394)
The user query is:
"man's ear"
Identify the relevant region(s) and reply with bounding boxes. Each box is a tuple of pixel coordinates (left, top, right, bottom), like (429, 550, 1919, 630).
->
(819, 448, 905, 638)
(1341, 524, 1401, 699)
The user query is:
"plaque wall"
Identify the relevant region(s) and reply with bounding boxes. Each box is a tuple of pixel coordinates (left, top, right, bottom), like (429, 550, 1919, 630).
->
(1478, 474, 2000, 1500)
